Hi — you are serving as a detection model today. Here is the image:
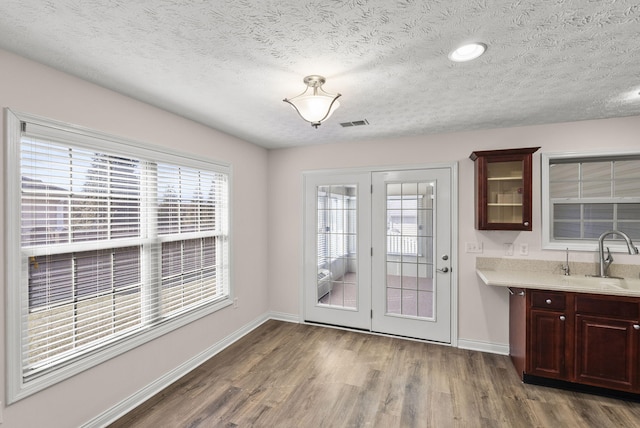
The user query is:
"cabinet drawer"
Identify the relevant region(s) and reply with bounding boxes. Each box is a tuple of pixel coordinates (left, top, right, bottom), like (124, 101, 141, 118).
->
(530, 291, 565, 310)
(575, 295, 639, 320)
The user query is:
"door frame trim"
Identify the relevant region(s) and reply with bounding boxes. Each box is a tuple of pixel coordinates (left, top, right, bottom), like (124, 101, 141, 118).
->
(299, 162, 459, 348)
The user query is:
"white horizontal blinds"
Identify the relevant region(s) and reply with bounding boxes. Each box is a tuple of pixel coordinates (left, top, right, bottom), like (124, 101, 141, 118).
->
(157, 164, 229, 318)
(26, 248, 143, 368)
(347, 194, 357, 258)
(317, 188, 328, 268)
(19, 124, 229, 378)
(21, 134, 146, 374)
(21, 138, 142, 247)
(328, 193, 345, 259)
(317, 186, 352, 268)
(549, 157, 640, 240)
(20, 136, 142, 375)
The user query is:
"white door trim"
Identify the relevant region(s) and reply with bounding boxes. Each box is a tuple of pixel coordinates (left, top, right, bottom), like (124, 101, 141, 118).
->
(299, 162, 458, 347)
(302, 172, 372, 330)
(371, 167, 451, 342)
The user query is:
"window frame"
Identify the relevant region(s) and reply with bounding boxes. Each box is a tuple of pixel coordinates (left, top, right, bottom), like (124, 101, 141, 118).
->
(4, 109, 233, 403)
(542, 150, 640, 252)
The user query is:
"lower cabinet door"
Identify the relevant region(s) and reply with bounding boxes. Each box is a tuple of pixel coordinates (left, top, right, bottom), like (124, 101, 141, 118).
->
(528, 309, 567, 379)
(575, 315, 637, 391)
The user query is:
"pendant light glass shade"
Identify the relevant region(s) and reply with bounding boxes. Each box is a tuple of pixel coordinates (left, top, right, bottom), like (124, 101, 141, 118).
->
(283, 75, 341, 128)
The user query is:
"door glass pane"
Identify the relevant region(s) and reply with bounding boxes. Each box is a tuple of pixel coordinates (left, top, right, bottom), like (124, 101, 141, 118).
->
(317, 184, 357, 309)
(386, 181, 434, 319)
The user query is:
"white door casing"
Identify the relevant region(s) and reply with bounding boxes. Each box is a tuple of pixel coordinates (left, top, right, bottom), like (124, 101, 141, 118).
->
(302, 164, 457, 344)
(371, 168, 452, 342)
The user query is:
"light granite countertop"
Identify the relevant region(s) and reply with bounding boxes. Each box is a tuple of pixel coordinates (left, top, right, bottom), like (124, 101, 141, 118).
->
(476, 257, 640, 298)
(476, 268, 640, 297)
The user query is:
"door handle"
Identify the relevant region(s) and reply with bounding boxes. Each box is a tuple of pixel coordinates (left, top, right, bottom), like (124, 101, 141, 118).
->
(437, 267, 449, 273)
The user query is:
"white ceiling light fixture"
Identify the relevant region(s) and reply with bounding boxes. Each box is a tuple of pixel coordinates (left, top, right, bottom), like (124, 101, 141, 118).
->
(617, 87, 640, 103)
(448, 43, 487, 62)
(283, 75, 341, 128)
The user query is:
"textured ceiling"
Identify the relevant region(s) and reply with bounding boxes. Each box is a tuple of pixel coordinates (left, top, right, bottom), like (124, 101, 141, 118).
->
(1, 1, 640, 149)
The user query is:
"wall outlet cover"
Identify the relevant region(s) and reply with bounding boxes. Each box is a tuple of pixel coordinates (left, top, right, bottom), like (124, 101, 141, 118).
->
(465, 242, 483, 253)
(504, 243, 514, 256)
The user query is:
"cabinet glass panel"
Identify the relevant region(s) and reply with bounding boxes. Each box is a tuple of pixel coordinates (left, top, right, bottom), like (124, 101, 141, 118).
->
(486, 160, 524, 224)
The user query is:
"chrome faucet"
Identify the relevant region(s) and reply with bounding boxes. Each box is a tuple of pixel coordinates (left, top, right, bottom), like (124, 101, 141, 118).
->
(561, 247, 570, 276)
(596, 230, 639, 278)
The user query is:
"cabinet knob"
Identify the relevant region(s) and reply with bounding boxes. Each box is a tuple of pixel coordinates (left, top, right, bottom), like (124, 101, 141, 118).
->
(560, 315, 566, 321)
(524, 221, 530, 227)
(546, 299, 552, 304)
(634, 324, 640, 330)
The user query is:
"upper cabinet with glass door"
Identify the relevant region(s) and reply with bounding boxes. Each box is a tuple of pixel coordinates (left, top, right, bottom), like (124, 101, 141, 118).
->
(470, 147, 540, 230)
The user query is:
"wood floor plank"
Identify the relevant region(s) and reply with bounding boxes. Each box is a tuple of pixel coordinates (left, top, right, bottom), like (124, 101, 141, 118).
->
(109, 320, 640, 427)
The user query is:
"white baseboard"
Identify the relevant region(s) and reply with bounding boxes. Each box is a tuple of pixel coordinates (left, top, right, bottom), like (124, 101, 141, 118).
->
(82, 312, 272, 428)
(83, 313, 506, 427)
(457, 339, 510, 355)
(268, 311, 300, 323)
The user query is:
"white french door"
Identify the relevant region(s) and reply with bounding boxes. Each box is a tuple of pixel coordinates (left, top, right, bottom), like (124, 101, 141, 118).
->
(371, 169, 452, 342)
(303, 166, 454, 343)
(303, 172, 372, 330)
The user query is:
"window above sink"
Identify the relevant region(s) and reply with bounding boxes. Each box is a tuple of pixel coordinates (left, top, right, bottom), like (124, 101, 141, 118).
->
(542, 151, 640, 252)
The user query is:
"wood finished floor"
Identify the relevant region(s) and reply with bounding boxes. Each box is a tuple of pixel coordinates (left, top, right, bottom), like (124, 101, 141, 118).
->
(110, 320, 640, 428)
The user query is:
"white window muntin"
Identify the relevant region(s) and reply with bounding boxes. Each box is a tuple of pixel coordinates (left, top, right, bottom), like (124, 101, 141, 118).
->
(542, 151, 640, 251)
(5, 109, 232, 403)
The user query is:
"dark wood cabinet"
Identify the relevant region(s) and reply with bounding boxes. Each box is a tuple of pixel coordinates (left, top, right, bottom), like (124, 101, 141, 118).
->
(469, 147, 539, 230)
(574, 294, 639, 392)
(510, 288, 640, 397)
(529, 309, 568, 379)
(508, 288, 527, 378)
(526, 290, 572, 380)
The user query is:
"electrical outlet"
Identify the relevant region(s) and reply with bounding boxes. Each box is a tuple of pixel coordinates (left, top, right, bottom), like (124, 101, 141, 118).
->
(233, 298, 239, 309)
(519, 243, 529, 256)
(465, 241, 483, 253)
(504, 243, 514, 256)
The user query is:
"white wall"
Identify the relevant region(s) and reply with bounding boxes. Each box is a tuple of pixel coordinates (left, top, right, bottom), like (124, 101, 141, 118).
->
(0, 49, 269, 427)
(267, 115, 640, 349)
(3, 45, 640, 426)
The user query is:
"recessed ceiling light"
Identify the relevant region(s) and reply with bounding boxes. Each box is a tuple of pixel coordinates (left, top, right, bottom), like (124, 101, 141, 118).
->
(619, 87, 640, 102)
(448, 43, 487, 62)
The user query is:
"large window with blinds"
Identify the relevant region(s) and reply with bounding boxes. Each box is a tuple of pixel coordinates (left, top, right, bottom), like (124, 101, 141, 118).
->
(5, 110, 231, 402)
(542, 151, 640, 250)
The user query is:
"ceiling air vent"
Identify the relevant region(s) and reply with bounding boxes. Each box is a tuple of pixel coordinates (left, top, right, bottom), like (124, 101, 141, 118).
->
(340, 119, 369, 127)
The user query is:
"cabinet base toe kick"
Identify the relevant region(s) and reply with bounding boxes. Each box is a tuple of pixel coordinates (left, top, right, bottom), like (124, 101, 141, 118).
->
(522, 374, 640, 403)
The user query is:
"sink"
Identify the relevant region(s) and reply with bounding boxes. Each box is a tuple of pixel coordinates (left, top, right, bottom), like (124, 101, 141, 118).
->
(596, 278, 629, 290)
(561, 275, 640, 292)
